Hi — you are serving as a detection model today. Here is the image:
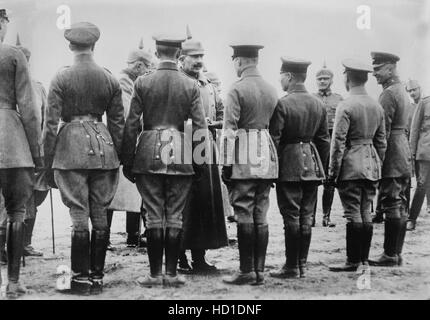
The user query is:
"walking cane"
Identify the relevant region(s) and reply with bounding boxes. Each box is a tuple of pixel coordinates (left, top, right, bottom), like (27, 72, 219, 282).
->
(50, 189, 55, 254)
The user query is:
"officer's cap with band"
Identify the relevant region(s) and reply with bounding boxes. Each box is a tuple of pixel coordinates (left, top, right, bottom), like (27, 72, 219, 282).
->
(16, 33, 31, 60)
(342, 58, 373, 73)
(316, 62, 333, 79)
(371, 51, 400, 68)
(230, 45, 264, 59)
(64, 22, 100, 46)
(152, 34, 186, 48)
(181, 25, 205, 56)
(0, 8, 9, 22)
(127, 38, 153, 64)
(280, 57, 311, 73)
(405, 79, 420, 91)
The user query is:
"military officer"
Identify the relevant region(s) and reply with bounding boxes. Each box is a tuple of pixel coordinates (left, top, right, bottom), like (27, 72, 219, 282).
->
(16, 35, 50, 257)
(327, 59, 387, 272)
(368, 52, 412, 267)
(178, 32, 228, 273)
(269, 58, 330, 279)
(221, 44, 278, 285)
(121, 34, 207, 287)
(43, 22, 125, 294)
(313, 64, 343, 227)
(405, 80, 422, 135)
(408, 94, 430, 230)
(106, 39, 153, 249)
(0, 8, 43, 298)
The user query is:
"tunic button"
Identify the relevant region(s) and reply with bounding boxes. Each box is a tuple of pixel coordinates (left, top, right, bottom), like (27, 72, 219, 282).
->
(80, 120, 84, 124)
(304, 167, 308, 170)
(157, 142, 161, 146)
(100, 151, 104, 155)
(155, 156, 160, 159)
(94, 121, 98, 124)
(86, 135, 90, 138)
(300, 142, 303, 145)
(303, 153, 306, 157)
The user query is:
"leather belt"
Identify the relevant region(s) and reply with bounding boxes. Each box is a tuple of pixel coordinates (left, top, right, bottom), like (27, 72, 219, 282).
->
(348, 138, 373, 146)
(63, 114, 102, 123)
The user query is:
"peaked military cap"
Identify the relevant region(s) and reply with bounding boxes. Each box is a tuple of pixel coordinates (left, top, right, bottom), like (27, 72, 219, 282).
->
(0, 8, 9, 22)
(127, 38, 153, 64)
(316, 62, 333, 79)
(280, 57, 311, 73)
(405, 79, 420, 91)
(64, 22, 100, 46)
(16, 34, 31, 60)
(342, 58, 372, 73)
(152, 34, 185, 48)
(230, 45, 264, 59)
(371, 51, 400, 68)
(182, 39, 205, 56)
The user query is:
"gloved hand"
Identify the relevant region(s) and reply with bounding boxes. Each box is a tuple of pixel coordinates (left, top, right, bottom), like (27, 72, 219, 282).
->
(123, 166, 136, 184)
(325, 176, 337, 188)
(222, 166, 232, 185)
(33, 157, 45, 171)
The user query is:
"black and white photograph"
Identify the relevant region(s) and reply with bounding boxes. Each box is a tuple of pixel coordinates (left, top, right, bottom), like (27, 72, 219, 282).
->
(0, 0, 429, 305)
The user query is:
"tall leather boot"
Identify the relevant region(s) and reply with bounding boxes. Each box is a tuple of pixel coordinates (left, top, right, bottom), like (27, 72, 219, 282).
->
(253, 224, 269, 285)
(396, 211, 407, 266)
(137, 228, 163, 287)
(271, 222, 300, 278)
(89, 229, 108, 294)
(6, 222, 26, 298)
(0, 232, 6, 266)
(126, 212, 140, 247)
(329, 223, 362, 272)
(322, 186, 336, 227)
(191, 249, 217, 273)
(106, 210, 114, 251)
(361, 223, 373, 265)
(369, 217, 400, 266)
(223, 223, 256, 285)
(23, 218, 43, 257)
(372, 193, 384, 223)
(164, 227, 185, 287)
(299, 224, 312, 278)
(70, 230, 91, 295)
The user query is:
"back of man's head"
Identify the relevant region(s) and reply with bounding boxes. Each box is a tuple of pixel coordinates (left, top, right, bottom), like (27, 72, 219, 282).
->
(156, 44, 180, 60)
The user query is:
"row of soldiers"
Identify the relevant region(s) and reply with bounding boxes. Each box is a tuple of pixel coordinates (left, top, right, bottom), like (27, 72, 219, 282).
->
(0, 9, 427, 298)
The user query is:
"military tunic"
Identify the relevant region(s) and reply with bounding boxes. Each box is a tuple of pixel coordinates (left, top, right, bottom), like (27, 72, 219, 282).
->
(43, 53, 125, 232)
(313, 89, 343, 132)
(328, 86, 387, 223)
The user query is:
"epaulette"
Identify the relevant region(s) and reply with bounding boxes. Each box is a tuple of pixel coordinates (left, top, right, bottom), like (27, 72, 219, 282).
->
(142, 69, 155, 76)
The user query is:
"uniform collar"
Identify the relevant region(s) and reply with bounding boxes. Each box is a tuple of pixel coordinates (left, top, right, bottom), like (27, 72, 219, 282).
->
(74, 52, 94, 63)
(382, 76, 400, 90)
(318, 88, 332, 97)
(181, 69, 209, 85)
(241, 66, 260, 79)
(289, 83, 307, 93)
(349, 86, 367, 95)
(157, 60, 179, 71)
(122, 68, 138, 82)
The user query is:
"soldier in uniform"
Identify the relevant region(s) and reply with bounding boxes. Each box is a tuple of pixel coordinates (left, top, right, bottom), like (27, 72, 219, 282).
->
(408, 93, 430, 230)
(313, 64, 343, 227)
(43, 22, 125, 294)
(327, 59, 386, 272)
(221, 45, 278, 285)
(368, 52, 412, 267)
(16, 35, 50, 257)
(178, 33, 228, 273)
(269, 58, 330, 279)
(106, 39, 153, 249)
(0, 194, 6, 267)
(121, 34, 207, 287)
(0, 9, 43, 297)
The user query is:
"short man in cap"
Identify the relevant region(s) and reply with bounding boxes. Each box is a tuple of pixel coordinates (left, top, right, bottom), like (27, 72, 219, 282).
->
(327, 59, 386, 272)
(122, 34, 207, 287)
(43, 22, 125, 294)
(106, 39, 153, 249)
(15, 34, 51, 257)
(0, 8, 43, 298)
(313, 64, 343, 227)
(369, 52, 412, 266)
(177, 31, 228, 273)
(269, 58, 330, 279)
(221, 44, 278, 285)
(408, 90, 430, 230)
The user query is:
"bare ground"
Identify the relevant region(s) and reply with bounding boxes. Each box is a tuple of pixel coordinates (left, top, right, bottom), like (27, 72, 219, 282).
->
(1, 185, 429, 300)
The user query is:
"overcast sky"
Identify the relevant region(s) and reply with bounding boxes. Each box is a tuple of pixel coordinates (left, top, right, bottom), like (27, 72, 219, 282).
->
(3, 0, 429, 99)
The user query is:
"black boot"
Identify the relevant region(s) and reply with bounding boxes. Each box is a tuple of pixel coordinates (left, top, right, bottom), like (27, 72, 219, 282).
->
(271, 222, 300, 279)
(223, 223, 256, 285)
(164, 228, 185, 287)
(0, 232, 6, 266)
(253, 224, 269, 285)
(299, 224, 312, 278)
(106, 210, 115, 251)
(23, 218, 43, 257)
(178, 250, 192, 273)
(322, 186, 336, 227)
(70, 230, 91, 295)
(369, 218, 400, 266)
(191, 249, 217, 274)
(126, 211, 140, 247)
(6, 222, 27, 298)
(329, 223, 362, 272)
(138, 228, 163, 287)
(372, 194, 384, 223)
(90, 230, 108, 294)
(361, 223, 373, 265)
(396, 213, 407, 266)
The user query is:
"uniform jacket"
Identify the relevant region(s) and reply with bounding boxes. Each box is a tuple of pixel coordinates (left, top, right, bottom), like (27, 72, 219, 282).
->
(270, 83, 330, 182)
(43, 53, 125, 170)
(221, 66, 278, 180)
(328, 86, 387, 182)
(121, 60, 207, 175)
(410, 96, 430, 161)
(378, 77, 412, 178)
(406, 100, 419, 138)
(313, 89, 343, 131)
(0, 43, 41, 168)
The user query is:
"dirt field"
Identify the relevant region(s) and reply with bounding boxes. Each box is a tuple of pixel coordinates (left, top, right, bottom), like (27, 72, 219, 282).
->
(1, 184, 429, 300)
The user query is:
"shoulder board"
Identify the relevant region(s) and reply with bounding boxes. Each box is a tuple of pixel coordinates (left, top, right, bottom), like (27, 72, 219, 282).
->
(103, 67, 112, 74)
(422, 96, 430, 102)
(143, 70, 155, 76)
